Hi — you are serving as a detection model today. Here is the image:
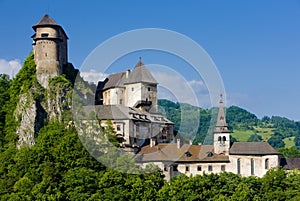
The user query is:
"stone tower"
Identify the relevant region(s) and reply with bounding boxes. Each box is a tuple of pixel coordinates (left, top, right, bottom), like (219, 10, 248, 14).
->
(124, 59, 158, 113)
(213, 94, 231, 155)
(32, 14, 68, 88)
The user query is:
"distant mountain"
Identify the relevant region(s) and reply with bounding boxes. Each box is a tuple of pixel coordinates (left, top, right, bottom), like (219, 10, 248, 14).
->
(158, 99, 300, 150)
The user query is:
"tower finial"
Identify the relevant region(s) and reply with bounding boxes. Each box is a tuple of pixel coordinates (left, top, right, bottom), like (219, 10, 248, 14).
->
(139, 56, 142, 62)
(219, 94, 223, 104)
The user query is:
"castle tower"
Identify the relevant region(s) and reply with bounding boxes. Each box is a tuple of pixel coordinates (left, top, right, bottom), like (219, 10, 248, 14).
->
(124, 59, 158, 113)
(213, 94, 231, 155)
(32, 14, 68, 88)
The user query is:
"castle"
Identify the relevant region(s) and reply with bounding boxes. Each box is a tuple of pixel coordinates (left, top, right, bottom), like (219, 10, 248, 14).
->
(88, 59, 175, 149)
(31, 14, 300, 179)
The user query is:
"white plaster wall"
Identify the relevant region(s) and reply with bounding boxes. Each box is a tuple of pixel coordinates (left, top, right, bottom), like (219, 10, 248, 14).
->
(213, 133, 230, 155)
(125, 83, 142, 107)
(228, 155, 280, 177)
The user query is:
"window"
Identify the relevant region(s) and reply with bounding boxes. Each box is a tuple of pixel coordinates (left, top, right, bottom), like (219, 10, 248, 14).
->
(119, 99, 123, 105)
(173, 164, 178, 171)
(184, 151, 192, 157)
(251, 159, 255, 175)
(148, 87, 151, 91)
(116, 125, 121, 131)
(208, 165, 213, 171)
(41, 33, 49, 37)
(186, 166, 189, 172)
(131, 87, 134, 91)
(218, 136, 226, 146)
(164, 165, 168, 172)
(265, 159, 269, 170)
(197, 165, 202, 171)
(221, 165, 226, 171)
(237, 159, 241, 174)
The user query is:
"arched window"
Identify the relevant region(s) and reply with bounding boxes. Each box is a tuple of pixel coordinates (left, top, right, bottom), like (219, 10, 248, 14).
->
(265, 159, 269, 170)
(223, 136, 226, 142)
(218, 136, 221, 141)
(251, 159, 255, 175)
(237, 158, 241, 174)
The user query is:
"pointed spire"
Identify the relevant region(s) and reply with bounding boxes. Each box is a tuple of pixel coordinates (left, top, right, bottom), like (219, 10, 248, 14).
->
(214, 94, 229, 133)
(135, 57, 144, 68)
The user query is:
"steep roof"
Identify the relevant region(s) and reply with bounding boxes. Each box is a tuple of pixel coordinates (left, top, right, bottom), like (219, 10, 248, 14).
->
(230, 142, 281, 155)
(102, 72, 127, 90)
(214, 94, 229, 131)
(124, 60, 158, 85)
(136, 144, 229, 162)
(280, 158, 300, 170)
(32, 14, 68, 39)
(34, 14, 58, 27)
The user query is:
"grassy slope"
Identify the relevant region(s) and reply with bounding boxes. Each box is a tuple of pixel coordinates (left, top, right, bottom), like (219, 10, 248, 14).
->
(283, 137, 295, 148)
(231, 130, 255, 142)
(231, 126, 296, 147)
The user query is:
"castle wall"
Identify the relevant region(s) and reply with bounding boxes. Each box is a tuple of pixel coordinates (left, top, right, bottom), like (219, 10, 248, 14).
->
(125, 83, 142, 107)
(103, 88, 125, 105)
(141, 83, 157, 112)
(227, 155, 280, 177)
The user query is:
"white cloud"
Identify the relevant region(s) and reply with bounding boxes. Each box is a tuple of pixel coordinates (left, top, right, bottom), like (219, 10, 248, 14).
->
(0, 58, 22, 78)
(151, 70, 210, 108)
(80, 69, 108, 84)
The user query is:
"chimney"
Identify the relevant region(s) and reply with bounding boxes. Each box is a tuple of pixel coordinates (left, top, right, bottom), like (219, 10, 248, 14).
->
(177, 138, 181, 149)
(150, 138, 156, 147)
(126, 69, 130, 78)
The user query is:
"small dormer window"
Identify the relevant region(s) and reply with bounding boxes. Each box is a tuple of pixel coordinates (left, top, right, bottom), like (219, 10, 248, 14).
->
(41, 33, 49, 37)
(184, 151, 192, 157)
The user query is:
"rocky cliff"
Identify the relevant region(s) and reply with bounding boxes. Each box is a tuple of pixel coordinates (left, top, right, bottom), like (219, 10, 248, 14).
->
(5, 53, 78, 148)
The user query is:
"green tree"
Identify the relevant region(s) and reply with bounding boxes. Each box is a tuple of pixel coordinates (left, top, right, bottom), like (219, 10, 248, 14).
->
(277, 147, 300, 158)
(0, 74, 11, 147)
(247, 133, 262, 142)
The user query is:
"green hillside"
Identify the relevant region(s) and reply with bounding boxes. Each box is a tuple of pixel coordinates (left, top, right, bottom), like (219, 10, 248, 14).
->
(0, 55, 300, 200)
(158, 99, 300, 150)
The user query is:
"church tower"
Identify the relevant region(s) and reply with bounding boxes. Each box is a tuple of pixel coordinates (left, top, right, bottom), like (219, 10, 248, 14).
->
(124, 59, 158, 113)
(213, 94, 231, 155)
(32, 14, 68, 88)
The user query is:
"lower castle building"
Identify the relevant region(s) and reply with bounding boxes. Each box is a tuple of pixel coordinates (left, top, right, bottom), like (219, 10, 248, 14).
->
(135, 96, 283, 180)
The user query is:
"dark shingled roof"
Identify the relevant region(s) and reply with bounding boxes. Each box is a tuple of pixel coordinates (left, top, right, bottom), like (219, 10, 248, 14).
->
(84, 105, 137, 120)
(230, 142, 281, 155)
(102, 72, 127, 90)
(124, 60, 158, 85)
(280, 158, 300, 170)
(83, 105, 173, 124)
(34, 14, 58, 27)
(32, 14, 68, 39)
(136, 144, 229, 163)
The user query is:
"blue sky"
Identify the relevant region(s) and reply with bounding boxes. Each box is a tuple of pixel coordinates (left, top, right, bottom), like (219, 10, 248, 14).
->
(0, 0, 300, 121)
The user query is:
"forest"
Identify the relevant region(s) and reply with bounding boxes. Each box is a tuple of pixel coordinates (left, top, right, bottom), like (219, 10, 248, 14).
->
(0, 54, 300, 200)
